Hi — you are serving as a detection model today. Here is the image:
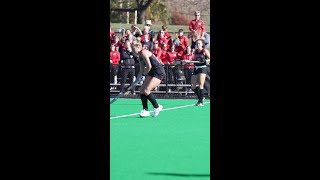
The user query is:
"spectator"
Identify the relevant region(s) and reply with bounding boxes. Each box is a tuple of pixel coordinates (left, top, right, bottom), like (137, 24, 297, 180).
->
(141, 33, 153, 51)
(145, 20, 155, 42)
(110, 44, 120, 84)
(110, 25, 115, 44)
(189, 11, 206, 39)
(158, 25, 171, 40)
(160, 43, 168, 66)
(157, 30, 169, 47)
(203, 32, 210, 49)
(131, 24, 143, 38)
(112, 35, 122, 48)
(164, 44, 178, 84)
(175, 29, 189, 59)
(119, 40, 136, 95)
(122, 29, 135, 44)
(189, 11, 206, 49)
(182, 46, 194, 91)
(151, 40, 163, 65)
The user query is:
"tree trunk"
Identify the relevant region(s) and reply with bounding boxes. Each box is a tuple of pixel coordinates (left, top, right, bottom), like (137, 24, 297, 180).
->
(137, 10, 145, 24)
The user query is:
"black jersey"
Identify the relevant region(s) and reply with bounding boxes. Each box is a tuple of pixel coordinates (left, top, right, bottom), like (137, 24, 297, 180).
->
(140, 51, 165, 79)
(140, 51, 162, 69)
(193, 49, 207, 66)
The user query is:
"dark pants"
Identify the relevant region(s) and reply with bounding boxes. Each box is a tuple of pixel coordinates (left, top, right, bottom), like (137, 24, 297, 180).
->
(120, 68, 135, 93)
(183, 67, 194, 84)
(110, 64, 119, 83)
(165, 65, 175, 84)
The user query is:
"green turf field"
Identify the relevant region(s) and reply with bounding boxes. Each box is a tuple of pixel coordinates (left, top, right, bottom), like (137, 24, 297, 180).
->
(110, 98, 210, 180)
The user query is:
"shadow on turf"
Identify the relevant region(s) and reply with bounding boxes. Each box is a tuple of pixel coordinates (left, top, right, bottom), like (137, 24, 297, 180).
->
(145, 172, 210, 177)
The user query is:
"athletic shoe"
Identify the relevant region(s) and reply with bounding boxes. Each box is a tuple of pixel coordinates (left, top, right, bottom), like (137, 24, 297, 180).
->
(152, 105, 163, 117)
(140, 109, 150, 117)
(195, 102, 204, 106)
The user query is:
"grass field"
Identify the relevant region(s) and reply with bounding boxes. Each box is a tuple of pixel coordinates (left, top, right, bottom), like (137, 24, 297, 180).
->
(110, 98, 210, 180)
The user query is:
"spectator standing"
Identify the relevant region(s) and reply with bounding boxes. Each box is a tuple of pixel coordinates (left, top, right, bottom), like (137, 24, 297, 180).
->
(182, 46, 194, 91)
(189, 11, 206, 49)
(165, 45, 178, 85)
(145, 20, 155, 42)
(119, 40, 136, 95)
(175, 29, 189, 59)
(110, 44, 120, 84)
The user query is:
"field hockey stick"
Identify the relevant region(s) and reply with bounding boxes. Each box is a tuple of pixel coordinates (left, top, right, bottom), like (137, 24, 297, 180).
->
(110, 77, 143, 104)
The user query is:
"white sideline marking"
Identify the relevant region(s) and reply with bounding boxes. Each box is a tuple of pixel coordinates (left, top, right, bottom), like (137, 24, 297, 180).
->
(110, 102, 210, 119)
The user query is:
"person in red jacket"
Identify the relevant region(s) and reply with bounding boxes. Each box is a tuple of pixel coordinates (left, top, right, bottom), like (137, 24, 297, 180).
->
(158, 30, 169, 47)
(182, 46, 194, 91)
(165, 45, 178, 84)
(110, 44, 120, 84)
(110, 25, 115, 44)
(160, 43, 168, 64)
(189, 11, 205, 39)
(189, 11, 206, 49)
(175, 29, 189, 59)
(151, 40, 163, 65)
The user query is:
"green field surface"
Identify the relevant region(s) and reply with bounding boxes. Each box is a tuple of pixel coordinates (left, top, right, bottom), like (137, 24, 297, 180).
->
(110, 98, 210, 180)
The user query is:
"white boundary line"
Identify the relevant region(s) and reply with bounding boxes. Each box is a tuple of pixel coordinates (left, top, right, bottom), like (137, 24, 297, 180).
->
(110, 102, 210, 119)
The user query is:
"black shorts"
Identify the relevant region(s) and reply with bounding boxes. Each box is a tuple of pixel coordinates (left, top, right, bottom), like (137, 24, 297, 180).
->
(193, 66, 208, 75)
(147, 67, 166, 81)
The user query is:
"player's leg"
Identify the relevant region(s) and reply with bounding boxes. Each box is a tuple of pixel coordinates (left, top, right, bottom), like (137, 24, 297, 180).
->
(139, 76, 152, 117)
(197, 72, 207, 106)
(191, 70, 200, 100)
(143, 76, 163, 117)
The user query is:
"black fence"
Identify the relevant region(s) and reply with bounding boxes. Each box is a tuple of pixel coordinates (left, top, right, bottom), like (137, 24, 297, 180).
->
(110, 63, 210, 99)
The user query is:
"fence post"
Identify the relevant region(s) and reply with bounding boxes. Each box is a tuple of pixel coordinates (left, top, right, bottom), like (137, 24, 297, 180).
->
(134, 10, 137, 25)
(165, 65, 168, 97)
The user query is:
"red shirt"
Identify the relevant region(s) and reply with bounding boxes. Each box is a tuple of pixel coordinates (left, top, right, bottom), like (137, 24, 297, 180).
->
(140, 34, 150, 42)
(110, 50, 120, 65)
(157, 31, 171, 42)
(177, 35, 189, 49)
(110, 31, 115, 42)
(151, 48, 163, 63)
(160, 49, 168, 64)
(182, 53, 194, 69)
(189, 19, 205, 34)
(165, 51, 178, 65)
(158, 37, 168, 46)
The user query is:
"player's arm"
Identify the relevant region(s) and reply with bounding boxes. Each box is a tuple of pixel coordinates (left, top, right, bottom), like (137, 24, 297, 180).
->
(204, 49, 210, 64)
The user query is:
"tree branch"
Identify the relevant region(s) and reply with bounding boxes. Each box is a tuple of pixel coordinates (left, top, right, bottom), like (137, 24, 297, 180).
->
(141, 0, 154, 10)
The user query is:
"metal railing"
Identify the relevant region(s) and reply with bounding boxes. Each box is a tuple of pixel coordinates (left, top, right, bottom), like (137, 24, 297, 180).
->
(110, 63, 210, 98)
